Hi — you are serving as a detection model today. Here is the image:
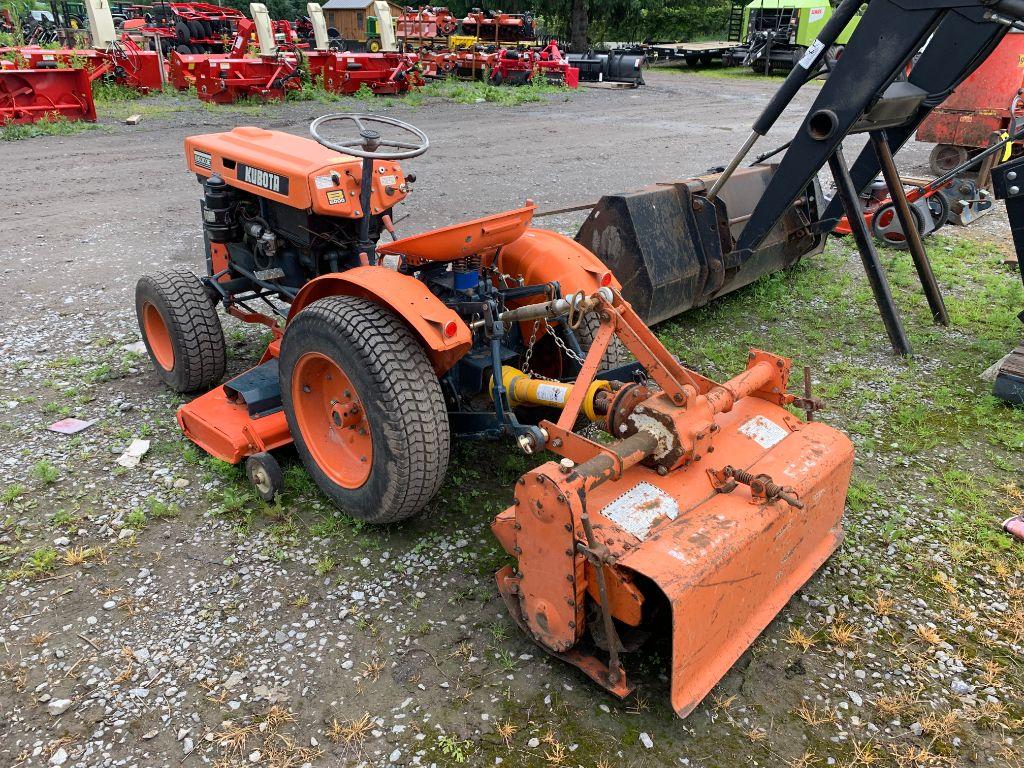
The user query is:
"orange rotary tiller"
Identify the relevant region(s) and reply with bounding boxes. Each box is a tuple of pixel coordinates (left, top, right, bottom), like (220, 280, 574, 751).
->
(491, 288, 854, 718)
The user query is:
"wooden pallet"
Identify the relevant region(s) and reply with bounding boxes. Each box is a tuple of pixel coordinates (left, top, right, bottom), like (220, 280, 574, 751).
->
(1000, 343, 1024, 379)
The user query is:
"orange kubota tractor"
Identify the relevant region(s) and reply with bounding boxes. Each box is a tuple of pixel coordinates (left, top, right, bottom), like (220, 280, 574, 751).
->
(135, 113, 853, 718)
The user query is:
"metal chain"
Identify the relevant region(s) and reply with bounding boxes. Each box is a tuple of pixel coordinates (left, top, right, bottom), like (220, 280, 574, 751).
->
(520, 319, 541, 375)
(543, 319, 587, 366)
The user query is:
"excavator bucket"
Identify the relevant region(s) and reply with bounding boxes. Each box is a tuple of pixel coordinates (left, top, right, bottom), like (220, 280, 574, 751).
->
(491, 291, 854, 718)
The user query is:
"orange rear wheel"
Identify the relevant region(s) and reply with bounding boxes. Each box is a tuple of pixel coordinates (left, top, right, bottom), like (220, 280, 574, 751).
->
(280, 295, 449, 524)
(291, 352, 373, 490)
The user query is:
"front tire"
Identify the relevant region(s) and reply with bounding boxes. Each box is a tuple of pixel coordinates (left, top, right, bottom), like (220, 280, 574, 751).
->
(135, 269, 226, 393)
(279, 296, 449, 524)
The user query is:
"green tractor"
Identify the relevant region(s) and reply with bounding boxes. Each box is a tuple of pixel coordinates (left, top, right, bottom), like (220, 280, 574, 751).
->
(724, 0, 862, 74)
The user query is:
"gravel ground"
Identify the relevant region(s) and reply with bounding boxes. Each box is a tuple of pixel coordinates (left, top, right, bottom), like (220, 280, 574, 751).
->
(1, 68, 1022, 768)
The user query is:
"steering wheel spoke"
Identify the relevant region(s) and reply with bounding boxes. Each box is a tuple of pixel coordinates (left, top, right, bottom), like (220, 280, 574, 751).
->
(309, 113, 429, 160)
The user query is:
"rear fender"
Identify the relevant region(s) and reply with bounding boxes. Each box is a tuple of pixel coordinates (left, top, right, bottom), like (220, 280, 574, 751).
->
(288, 267, 471, 373)
(497, 228, 619, 296)
(496, 228, 619, 340)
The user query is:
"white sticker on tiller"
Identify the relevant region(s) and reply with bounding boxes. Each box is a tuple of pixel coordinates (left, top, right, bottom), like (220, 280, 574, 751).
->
(314, 175, 334, 189)
(738, 415, 789, 449)
(798, 39, 825, 69)
(600, 482, 679, 541)
(534, 383, 566, 404)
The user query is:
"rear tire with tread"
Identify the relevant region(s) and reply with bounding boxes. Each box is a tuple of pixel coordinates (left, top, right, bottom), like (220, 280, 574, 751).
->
(575, 312, 631, 371)
(135, 268, 226, 393)
(280, 296, 449, 524)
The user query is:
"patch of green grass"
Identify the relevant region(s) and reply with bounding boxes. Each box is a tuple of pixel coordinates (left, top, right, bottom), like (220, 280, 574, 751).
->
(92, 81, 140, 103)
(50, 509, 78, 530)
(435, 734, 472, 764)
(25, 546, 58, 576)
(314, 554, 336, 576)
(147, 498, 179, 519)
(124, 509, 147, 529)
(31, 460, 60, 485)
(419, 76, 569, 106)
(1, 113, 97, 141)
(1, 484, 27, 504)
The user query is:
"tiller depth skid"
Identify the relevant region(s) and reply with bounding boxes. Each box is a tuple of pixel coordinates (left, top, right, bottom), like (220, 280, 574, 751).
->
(491, 290, 854, 717)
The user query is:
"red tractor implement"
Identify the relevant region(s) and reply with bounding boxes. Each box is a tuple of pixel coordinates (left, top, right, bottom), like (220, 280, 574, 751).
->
(320, 52, 421, 96)
(192, 55, 301, 103)
(167, 49, 210, 90)
(0, 65, 97, 124)
(137, 2, 246, 55)
(395, 6, 457, 40)
(917, 32, 1024, 174)
(17, 36, 163, 92)
(460, 9, 534, 43)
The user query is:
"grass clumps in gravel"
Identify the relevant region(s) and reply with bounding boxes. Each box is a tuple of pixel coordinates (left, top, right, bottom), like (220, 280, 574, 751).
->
(0, 113, 96, 142)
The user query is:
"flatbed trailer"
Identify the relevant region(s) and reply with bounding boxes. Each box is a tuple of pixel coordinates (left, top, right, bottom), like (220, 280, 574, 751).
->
(648, 40, 741, 66)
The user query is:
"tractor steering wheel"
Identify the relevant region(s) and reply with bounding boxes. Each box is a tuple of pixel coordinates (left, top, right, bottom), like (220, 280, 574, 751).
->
(309, 113, 429, 160)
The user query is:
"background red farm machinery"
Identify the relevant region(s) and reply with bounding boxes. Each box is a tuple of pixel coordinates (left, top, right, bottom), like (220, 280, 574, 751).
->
(14, 37, 163, 92)
(460, 9, 534, 43)
(0, 65, 96, 124)
(394, 6, 457, 41)
(124, 2, 246, 54)
(917, 32, 1024, 174)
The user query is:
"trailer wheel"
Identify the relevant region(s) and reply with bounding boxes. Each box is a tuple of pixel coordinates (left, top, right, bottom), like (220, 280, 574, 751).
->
(575, 312, 631, 370)
(929, 144, 969, 176)
(368, 38, 381, 52)
(489, 69, 503, 85)
(174, 20, 190, 43)
(135, 269, 226, 393)
(246, 452, 283, 502)
(280, 296, 449, 524)
(176, 43, 192, 54)
(187, 20, 204, 40)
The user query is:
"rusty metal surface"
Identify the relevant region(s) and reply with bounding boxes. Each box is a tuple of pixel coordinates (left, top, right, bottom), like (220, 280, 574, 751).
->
(917, 33, 1024, 150)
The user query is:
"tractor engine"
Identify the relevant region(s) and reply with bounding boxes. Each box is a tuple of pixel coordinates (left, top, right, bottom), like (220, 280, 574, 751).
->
(200, 173, 391, 290)
(183, 125, 413, 307)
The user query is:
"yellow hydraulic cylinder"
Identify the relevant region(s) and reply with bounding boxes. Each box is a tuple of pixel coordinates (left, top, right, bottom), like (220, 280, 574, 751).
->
(489, 366, 611, 423)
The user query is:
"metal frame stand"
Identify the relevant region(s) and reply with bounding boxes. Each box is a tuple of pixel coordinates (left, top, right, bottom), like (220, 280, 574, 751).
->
(828, 149, 912, 355)
(868, 131, 950, 326)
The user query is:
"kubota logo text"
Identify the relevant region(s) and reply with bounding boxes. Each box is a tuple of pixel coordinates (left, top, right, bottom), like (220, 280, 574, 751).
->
(236, 164, 289, 195)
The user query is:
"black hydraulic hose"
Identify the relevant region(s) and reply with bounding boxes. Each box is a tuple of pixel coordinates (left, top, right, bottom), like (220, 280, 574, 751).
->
(991, 0, 1024, 20)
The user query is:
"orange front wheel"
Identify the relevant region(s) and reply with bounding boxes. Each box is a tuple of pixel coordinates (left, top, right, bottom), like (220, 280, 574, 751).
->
(279, 295, 449, 524)
(134, 269, 226, 393)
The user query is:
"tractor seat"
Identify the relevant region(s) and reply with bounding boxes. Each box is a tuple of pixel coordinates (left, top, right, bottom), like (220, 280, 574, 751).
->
(377, 203, 535, 265)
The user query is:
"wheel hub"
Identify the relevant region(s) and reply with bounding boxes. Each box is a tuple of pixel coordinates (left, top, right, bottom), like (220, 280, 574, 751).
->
(291, 352, 373, 489)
